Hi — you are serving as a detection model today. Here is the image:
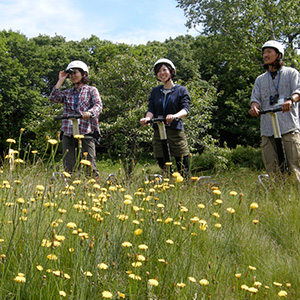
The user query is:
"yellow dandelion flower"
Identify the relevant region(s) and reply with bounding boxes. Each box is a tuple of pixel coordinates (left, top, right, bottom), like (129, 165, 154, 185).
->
(254, 281, 262, 287)
(164, 217, 173, 224)
(176, 282, 186, 288)
(252, 219, 259, 224)
(64, 273, 71, 279)
(215, 199, 223, 204)
(63, 171, 71, 178)
(83, 271, 92, 277)
(199, 279, 209, 286)
(47, 254, 58, 260)
(198, 203, 205, 209)
(215, 223, 222, 228)
(53, 270, 61, 276)
(17, 198, 25, 204)
(102, 290, 113, 299)
(48, 139, 58, 145)
(14, 275, 26, 283)
(248, 265, 256, 271)
(15, 158, 24, 164)
(117, 214, 128, 221)
(158, 259, 166, 263)
(134, 229, 142, 236)
(117, 292, 125, 298)
(213, 189, 221, 195)
(148, 279, 159, 286)
(188, 277, 197, 283)
(121, 241, 132, 248)
(180, 206, 188, 213)
(36, 265, 43, 271)
(172, 172, 181, 178)
(273, 282, 283, 287)
(241, 284, 249, 290)
(226, 207, 235, 214)
(128, 274, 142, 280)
(80, 159, 91, 166)
(278, 290, 288, 297)
(97, 263, 108, 270)
(212, 212, 220, 218)
(6, 138, 16, 144)
(123, 199, 132, 205)
(248, 287, 258, 293)
(55, 235, 65, 242)
(235, 273, 242, 278)
(229, 191, 237, 196)
(74, 134, 85, 140)
(124, 194, 133, 200)
(250, 202, 259, 209)
(165, 162, 172, 166)
(131, 262, 142, 267)
(31, 150, 38, 154)
(136, 255, 145, 261)
(286, 283, 291, 288)
(65, 222, 76, 229)
(190, 216, 200, 223)
(166, 239, 174, 244)
(59, 291, 67, 297)
(138, 244, 148, 250)
(157, 203, 165, 208)
(176, 176, 184, 183)
(36, 185, 45, 191)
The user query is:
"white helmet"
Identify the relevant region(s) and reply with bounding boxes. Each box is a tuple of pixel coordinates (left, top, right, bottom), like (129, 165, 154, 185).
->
(262, 40, 284, 59)
(154, 58, 176, 74)
(66, 60, 89, 75)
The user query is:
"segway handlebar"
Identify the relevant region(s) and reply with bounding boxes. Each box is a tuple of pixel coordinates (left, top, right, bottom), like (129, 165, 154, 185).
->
(146, 117, 179, 124)
(259, 106, 282, 115)
(53, 115, 82, 120)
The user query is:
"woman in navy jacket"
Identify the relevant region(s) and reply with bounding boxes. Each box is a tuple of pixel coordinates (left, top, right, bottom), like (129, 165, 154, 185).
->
(140, 58, 190, 177)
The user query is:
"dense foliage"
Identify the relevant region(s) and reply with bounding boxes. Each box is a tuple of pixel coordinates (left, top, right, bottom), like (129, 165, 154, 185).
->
(1, 0, 300, 166)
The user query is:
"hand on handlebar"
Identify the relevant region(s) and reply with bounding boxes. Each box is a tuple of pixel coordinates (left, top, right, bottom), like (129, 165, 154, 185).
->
(165, 114, 177, 124)
(140, 117, 151, 126)
(282, 98, 293, 113)
(249, 106, 260, 117)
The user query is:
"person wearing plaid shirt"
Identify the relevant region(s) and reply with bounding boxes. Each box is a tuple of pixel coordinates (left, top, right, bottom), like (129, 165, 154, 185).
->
(49, 60, 102, 178)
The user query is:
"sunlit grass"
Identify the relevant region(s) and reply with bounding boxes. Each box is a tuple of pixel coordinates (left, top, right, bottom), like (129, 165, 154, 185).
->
(0, 139, 299, 299)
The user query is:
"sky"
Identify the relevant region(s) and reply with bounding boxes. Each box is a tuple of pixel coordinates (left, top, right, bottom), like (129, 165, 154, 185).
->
(0, 0, 199, 45)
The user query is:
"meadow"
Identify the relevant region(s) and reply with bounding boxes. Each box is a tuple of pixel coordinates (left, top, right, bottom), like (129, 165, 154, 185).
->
(0, 138, 300, 299)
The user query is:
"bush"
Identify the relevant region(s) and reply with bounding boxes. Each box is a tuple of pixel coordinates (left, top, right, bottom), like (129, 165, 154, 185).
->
(191, 144, 264, 172)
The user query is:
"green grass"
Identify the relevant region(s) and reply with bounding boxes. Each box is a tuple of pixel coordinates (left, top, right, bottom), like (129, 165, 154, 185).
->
(0, 149, 299, 299)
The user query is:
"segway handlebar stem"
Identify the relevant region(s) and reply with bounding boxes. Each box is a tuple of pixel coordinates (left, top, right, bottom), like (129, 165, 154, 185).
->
(53, 115, 82, 120)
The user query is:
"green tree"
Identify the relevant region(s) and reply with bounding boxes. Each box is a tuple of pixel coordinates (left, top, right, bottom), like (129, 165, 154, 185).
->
(176, 0, 300, 146)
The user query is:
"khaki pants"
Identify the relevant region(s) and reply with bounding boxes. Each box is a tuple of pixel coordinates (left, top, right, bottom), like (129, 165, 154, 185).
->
(62, 134, 99, 177)
(262, 132, 300, 181)
(153, 128, 190, 158)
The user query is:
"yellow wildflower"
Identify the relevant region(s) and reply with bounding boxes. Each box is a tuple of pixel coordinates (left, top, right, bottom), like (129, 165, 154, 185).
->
(102, 291, 113, 299)
(148, 279, 159, 286)
(278, 290, 288, 297)
(48, 139, 58, 145)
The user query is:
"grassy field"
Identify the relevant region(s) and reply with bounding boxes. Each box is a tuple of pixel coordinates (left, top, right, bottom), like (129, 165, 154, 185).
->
(0, 140, 299, 299)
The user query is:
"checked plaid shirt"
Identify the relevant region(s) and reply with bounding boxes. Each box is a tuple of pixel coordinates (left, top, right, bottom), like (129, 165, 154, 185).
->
(50, 84, 102, 136)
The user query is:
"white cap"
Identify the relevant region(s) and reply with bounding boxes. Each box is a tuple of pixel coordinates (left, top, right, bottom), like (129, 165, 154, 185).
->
(66, 60, 89, 75)
(154, 58, 176, 74)
(262, 40, 284, 59)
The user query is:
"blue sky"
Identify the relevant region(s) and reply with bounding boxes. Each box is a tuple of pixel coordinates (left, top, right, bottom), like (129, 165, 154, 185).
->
(0, 0, 198, 44)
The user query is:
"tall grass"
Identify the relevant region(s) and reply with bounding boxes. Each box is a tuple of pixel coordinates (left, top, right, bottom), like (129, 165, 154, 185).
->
(0, 140, 299, 299)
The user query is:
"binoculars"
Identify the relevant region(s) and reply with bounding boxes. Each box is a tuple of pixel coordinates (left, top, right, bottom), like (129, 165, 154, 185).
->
(65, 68, 76, 75)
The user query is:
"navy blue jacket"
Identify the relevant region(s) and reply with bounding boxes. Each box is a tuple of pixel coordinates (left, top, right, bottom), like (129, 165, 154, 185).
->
(147, 84, 190, 130)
